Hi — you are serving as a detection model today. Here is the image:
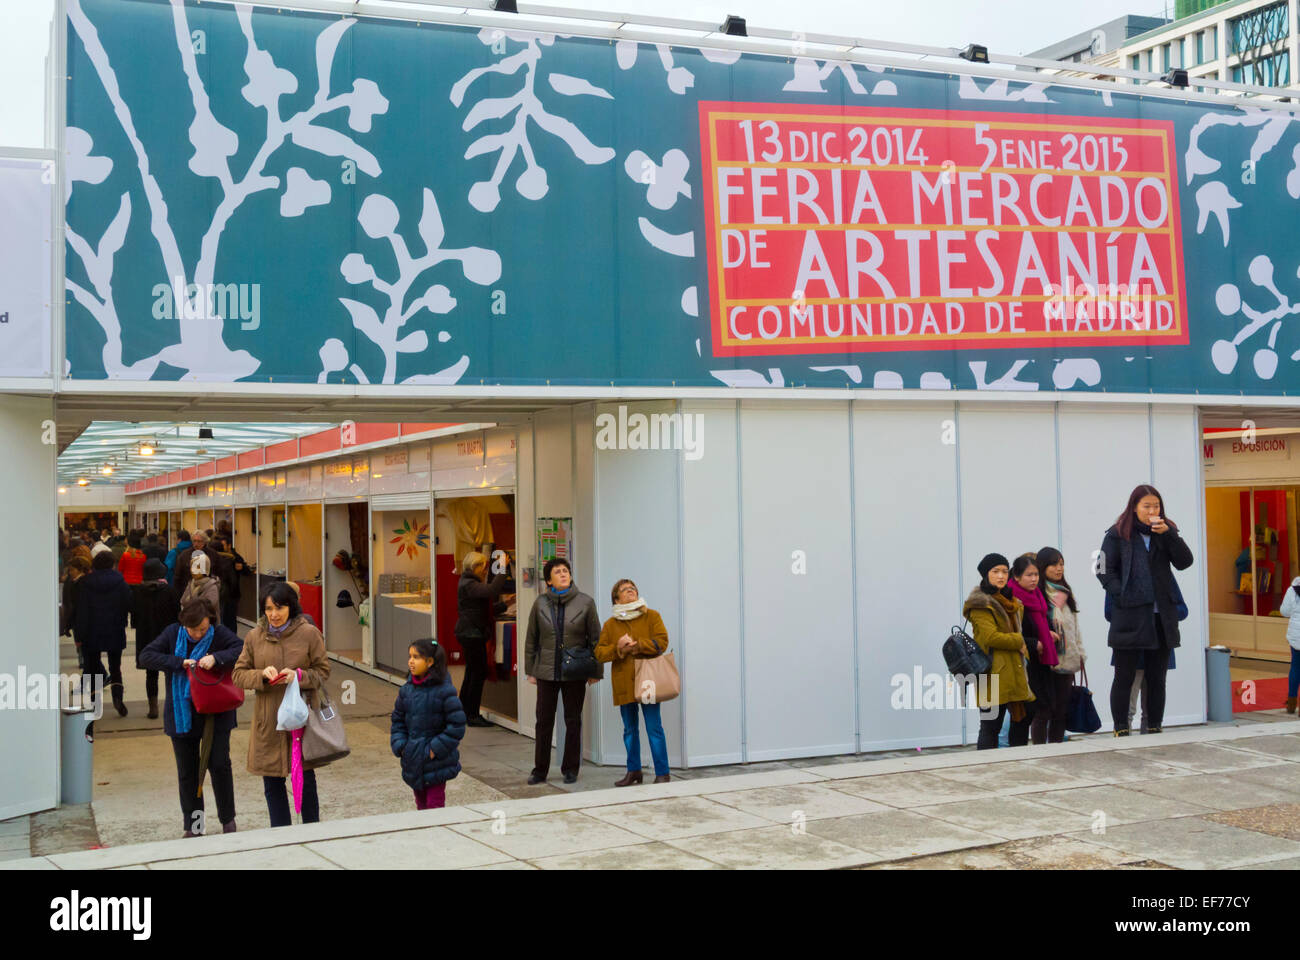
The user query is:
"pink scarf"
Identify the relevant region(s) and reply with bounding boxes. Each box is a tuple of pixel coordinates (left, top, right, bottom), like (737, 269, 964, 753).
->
(1011, 580, 1059, 667)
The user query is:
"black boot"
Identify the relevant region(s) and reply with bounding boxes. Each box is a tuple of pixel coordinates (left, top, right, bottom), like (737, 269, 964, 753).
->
(1113, 728, 1130, 737)
(147, 696, 159, 720)
(111, 683, 128, 717)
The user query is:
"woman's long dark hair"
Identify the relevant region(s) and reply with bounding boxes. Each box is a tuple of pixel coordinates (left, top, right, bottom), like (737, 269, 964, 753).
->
(1034, 546, 1078, 612)
(1116, 484, 1173, 540)
(409, 638, 447, 684)
(260, 581, 302, 621)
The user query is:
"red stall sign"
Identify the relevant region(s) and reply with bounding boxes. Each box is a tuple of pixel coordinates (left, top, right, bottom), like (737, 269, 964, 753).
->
(698, 102, 1188, 356)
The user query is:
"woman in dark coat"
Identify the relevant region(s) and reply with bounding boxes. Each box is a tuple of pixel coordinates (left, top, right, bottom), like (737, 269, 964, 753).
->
(131, 558, 180, 719)
(1096, 483, 1194, 735)
(391, 638, 466, 809)
(75, 550, 134, 717)
(138, 598, 243, 837)
(454, 550, 509, 728)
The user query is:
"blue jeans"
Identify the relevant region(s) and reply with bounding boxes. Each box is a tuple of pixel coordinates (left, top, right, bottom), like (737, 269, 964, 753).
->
(1289, 647, 1300, 699)
(620, 702, 669, 777)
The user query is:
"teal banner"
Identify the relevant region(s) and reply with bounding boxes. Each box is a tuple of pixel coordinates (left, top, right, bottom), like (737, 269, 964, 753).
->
(65, 0, 1300, 393)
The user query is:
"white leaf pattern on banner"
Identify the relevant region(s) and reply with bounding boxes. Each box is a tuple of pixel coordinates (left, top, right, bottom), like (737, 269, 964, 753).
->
(615, 41, 696, 94)
(1052, 359, 1102, 389)
(452, 29, 615, 212)
(327, 188, 502, 384)
(638, 217, 694, 257)
(67, 0, 390, 381)
(970, 359, 1039, 390)
(624, 149, 691, 210)
(280, 167, 331, 217)
(810, 365, 864, 384)
(957, 74, 1052, 103)
(548, 73, 613, 99)
(710, 367, 786, 387)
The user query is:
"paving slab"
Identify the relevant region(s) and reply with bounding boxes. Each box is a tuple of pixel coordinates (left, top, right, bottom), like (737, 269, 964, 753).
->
(1069, 817, 1300, 870)
(666, 824, 879, 869)
(804, 808, 1001, 860)
(1124, 772, 1297, 811)
(450, 809, 648, 861)
(1229, 763, 1300, 792)
(1218, 733, 1300, 762)
(1024, 784, 1215, 826)
(827, 771, 995, 808)
(0, 835, 30, 855)
(1125, 742, 1285, 774)
(464, 859, 538, 869)
(1230, 856, 1300, 870)
(861, 836, 1175, 870)
(1026, 751, 1192, 785)
(702, 783, 891, 823)
(306, 826, 513, 869)
(929, 759, 1102, 795)
(0, 819, 30, 838)
(0, 856, 57, 870)
(911, 795, 1096, 841)
(529, 841, 724, 870)
(147, 844, 342, 870)
(582, 796, 773, 840)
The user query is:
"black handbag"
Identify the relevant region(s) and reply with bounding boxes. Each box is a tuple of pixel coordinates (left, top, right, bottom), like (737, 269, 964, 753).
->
(942, 620, 992, 679)
(560, 644, 601, 681)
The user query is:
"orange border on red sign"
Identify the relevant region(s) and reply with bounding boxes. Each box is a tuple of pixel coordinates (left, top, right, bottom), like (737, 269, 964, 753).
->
(697, 101, 1190, 357)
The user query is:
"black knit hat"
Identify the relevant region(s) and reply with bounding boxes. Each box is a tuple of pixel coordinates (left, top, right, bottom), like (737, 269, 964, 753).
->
(978, 553, 1010, 579)
(143, 558, 167, 581)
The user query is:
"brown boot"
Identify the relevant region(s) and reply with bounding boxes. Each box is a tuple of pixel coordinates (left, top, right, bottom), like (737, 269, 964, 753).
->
(147, 696, 159, 720)
(111, 683, 128, 717)
(222, 820, 237, 834)
(1287, 698, 1297, 715)
(614, 770, 643, 787)
(654, 774, 671, 784)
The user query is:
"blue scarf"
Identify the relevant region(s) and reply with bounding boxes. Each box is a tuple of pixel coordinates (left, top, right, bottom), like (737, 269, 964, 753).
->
(172, 624, 214, 734)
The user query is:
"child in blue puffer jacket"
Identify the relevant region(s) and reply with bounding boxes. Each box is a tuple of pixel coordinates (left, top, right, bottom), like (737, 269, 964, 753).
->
(391, 639, 466, 809)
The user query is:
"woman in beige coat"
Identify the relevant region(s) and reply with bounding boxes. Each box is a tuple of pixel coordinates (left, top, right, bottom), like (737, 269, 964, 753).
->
(593, 579, 671, 785)
(233, 581, 330, 827)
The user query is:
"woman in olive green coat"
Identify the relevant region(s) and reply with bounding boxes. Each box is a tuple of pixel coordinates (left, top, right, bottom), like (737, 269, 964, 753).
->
(962, 553, 1034, 750)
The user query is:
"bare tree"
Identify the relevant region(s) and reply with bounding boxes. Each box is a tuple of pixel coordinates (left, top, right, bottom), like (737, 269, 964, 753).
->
(1230, 1, 1290, 86)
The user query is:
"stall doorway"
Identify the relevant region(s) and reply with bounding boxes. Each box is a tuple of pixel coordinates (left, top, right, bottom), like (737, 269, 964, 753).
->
(232, 507, 257, 624)
(287, 503, 325, 628)
(371, 505, 434, 676)
(435, 492, 518, 724)
(324, 502, 369, 661)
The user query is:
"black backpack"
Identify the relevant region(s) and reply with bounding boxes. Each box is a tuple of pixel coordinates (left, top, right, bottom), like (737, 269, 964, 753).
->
(942, 620, 992, 679)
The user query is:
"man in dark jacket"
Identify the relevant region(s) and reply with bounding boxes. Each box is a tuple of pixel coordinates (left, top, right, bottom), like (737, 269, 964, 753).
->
(524, 559, 602, 784)
(75, 550, 134, 717)
(208, 537, 242, 630)
(138, 599, 243, 836)
(131, 558, 180, 719)
(455, 551, 510, 728)
(142, 533, 167, 563)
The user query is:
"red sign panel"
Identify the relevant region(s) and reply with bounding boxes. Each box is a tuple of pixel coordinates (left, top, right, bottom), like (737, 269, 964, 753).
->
(698, 102, 1187, 356)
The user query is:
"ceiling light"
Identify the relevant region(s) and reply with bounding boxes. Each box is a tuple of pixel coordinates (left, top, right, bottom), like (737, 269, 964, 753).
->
(77, 478, 90, 486)
(138, 443, 155, 456)
(721, 15, 746, 36)
(959, 43, 989, 64)
(101, 465, 114, 475)
(58, 486, 67, 494)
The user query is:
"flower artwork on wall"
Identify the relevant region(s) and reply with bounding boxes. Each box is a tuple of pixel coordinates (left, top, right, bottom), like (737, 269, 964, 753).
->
(390, 517, 430, 559)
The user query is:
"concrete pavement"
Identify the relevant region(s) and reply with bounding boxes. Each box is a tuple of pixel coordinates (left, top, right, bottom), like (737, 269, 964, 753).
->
(9, 719, 1300, 870)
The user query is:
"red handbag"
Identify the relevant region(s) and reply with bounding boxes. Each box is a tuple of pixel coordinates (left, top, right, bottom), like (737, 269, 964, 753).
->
(187, 664, 245, 714)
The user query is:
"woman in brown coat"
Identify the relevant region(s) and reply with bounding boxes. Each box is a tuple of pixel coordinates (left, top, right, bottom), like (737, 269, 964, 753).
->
(594, 579, 671, 785)
(962, 553, 1034, 750)
(233, 581, 330, 827)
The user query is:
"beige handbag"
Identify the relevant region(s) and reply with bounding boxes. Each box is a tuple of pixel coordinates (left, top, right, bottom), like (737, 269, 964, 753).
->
(633, 637, 680, 704)
(302, 685, 351, 766)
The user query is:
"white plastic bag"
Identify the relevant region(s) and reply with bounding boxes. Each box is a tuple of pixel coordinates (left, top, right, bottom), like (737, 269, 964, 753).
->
(276, 672, 310, 731)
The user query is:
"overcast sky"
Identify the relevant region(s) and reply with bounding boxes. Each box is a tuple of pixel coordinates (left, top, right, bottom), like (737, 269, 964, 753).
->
(0, 0, 1178, 148)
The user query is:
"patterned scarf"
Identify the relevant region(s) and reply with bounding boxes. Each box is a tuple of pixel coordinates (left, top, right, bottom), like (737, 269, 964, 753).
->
(171, 624, 214, 735)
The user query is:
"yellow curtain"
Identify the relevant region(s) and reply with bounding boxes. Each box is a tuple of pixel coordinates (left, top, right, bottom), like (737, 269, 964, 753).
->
(443, 499, 494, 573)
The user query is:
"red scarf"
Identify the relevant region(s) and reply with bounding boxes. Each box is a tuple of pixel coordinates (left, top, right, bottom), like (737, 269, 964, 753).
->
(1011, 580, 1059, 666)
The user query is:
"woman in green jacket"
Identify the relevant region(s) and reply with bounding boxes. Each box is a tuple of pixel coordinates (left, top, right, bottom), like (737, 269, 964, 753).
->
(962, 552, 1034, 750)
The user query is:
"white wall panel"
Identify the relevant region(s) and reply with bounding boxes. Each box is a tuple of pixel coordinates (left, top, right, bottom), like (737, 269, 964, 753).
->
(1057, 404, 1153, 731)
(592, 401, 684, 768)
(680, 400, 743, 765)
(739, 401, 855, 761)
(853, 401, 964, 750)
(1152, 405, 1207, 727)
(0, 397, 58, 817)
